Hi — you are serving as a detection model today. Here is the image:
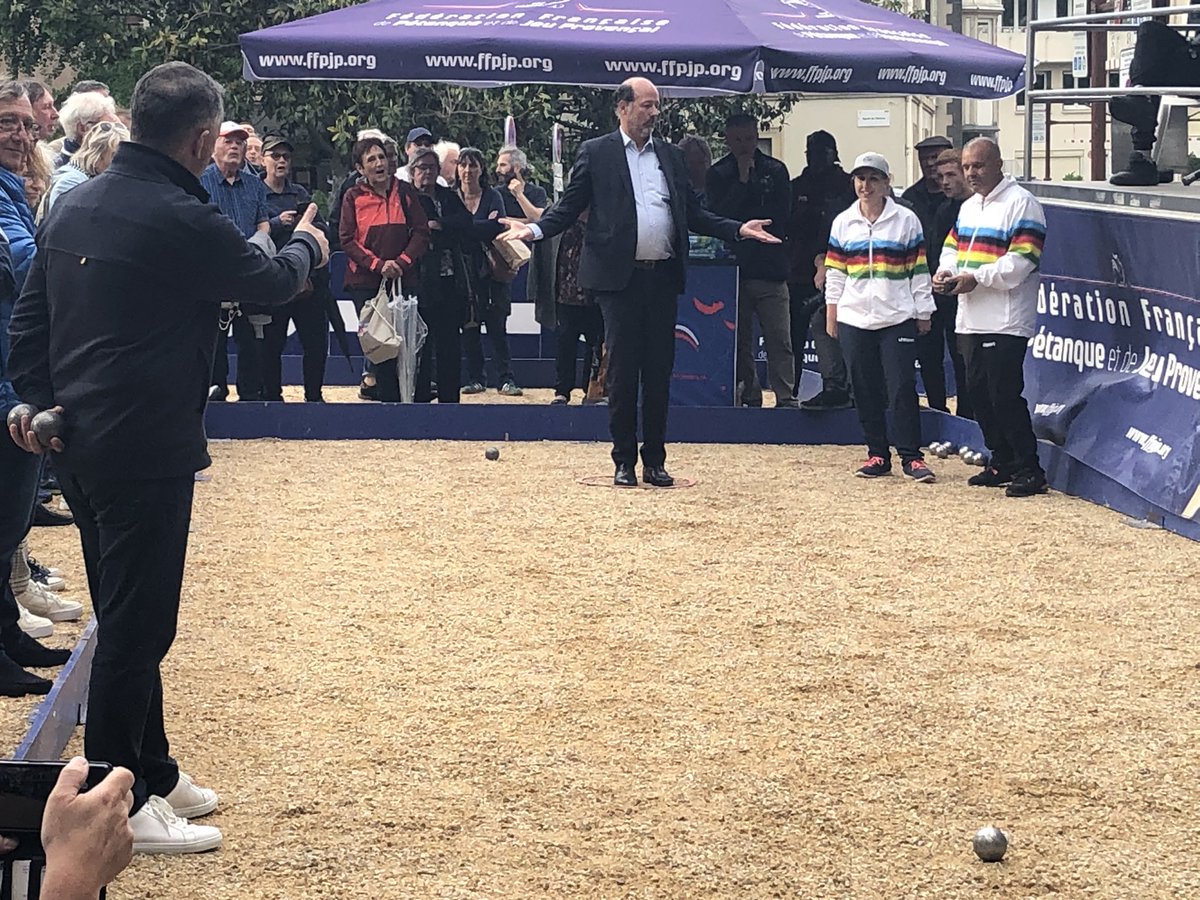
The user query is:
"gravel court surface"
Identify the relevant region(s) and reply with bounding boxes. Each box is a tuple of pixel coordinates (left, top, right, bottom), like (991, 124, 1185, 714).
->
(7, 439, 1199, 898)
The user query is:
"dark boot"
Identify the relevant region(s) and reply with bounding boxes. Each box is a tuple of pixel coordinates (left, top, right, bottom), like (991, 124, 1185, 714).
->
(0, 652, 52, 697)
(1111, 152, 1161, 187)
(1, 626, 71, 668)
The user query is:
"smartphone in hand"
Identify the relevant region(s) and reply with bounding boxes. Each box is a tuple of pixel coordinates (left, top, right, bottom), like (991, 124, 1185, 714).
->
(0, 760, 113, 836)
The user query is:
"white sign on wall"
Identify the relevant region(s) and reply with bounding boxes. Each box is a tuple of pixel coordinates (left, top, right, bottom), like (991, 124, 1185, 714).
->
(1119, 46, 1134, 87)
(857, 109, 890, 128)
(1032, 105, 1047, 144)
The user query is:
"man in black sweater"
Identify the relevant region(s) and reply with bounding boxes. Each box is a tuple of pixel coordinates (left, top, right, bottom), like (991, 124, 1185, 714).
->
(918, 148, 973, 418)
(7, 62, 328, 855)
(706, 114, 795, 408)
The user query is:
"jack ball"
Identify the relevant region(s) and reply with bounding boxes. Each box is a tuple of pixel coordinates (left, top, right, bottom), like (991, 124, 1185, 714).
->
(972, 826, 1008, 862)
(485, 447, 500, 461)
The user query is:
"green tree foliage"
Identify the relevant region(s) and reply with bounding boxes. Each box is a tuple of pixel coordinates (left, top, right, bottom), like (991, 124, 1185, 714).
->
(4, 0, 795, 182)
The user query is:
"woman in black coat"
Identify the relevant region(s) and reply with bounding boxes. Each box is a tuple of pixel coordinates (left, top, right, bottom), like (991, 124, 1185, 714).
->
(409, 148, 501, 403)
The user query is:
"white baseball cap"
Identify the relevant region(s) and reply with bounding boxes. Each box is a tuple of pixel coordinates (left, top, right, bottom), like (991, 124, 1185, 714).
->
(850, 152, 890, 178)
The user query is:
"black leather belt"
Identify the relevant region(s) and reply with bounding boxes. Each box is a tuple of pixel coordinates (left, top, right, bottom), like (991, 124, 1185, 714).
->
(632, 259, 670, 270)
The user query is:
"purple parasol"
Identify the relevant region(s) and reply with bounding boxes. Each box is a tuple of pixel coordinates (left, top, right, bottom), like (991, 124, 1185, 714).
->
(241, 0, 1024, 98)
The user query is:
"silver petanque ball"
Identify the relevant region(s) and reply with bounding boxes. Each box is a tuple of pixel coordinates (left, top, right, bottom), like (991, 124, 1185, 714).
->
(972, 826, 1008, 862)
(936, 444, 951, 459)
(970, 451, 986, 466)
(959, 445, 973, 459)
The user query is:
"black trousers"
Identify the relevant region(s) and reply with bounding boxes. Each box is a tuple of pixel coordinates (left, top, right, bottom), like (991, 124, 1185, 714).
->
(463, 280, 514, 387)
(915, 295, 971, 418)
(839, 320, 924, 463)
(58, 471, 195, 812)
(596, 265, 678, 468)
(260, 287, 330, 402)
(961, 333, 1043, 477)
(416, 281, 465, 403)
(211, 313, 266, 400)
(0, 437, 42, 634)
(554, 303, 604, 399)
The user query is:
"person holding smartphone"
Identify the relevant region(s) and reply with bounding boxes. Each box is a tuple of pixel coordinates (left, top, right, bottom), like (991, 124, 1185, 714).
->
(260, 134, 331, 402)
(0, 758, 135, 898)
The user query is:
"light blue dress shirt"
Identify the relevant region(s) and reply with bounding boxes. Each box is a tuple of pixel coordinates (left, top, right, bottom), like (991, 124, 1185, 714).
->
(528, 129, 676, 260)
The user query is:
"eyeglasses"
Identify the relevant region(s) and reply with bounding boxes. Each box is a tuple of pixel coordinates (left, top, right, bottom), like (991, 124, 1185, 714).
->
(0, 115, 39, 139)
(412, 163, 439, 172)
(265, 151, 291, 160)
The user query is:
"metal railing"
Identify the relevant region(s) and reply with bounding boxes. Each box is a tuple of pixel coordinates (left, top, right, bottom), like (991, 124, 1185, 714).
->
(1022, 3, 1200, 179)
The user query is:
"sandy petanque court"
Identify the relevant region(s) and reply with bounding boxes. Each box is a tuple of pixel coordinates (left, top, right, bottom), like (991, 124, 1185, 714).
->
(6, 436, 1200, 898)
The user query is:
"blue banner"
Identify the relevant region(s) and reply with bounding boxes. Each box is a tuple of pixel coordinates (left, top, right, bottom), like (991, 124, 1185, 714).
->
(672, 262, 738, 406)
(1029, 203, 1200, 519)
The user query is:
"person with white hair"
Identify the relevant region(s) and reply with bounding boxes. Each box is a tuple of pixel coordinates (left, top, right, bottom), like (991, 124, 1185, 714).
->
(53, 90, 118, 169)
(41, 121, 129, 220)
(434, 140, 460, 186)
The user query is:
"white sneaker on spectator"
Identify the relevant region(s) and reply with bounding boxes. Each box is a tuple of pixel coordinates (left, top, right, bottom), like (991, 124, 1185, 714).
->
(16, 582, 83, 623)
(164, 772, 219, 818)
(130, 796, 222, 854)
(16, 604, 53, 639)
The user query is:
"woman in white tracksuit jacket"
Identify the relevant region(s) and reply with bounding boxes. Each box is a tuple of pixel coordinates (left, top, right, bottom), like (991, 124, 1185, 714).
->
(824, 152, 937, 481)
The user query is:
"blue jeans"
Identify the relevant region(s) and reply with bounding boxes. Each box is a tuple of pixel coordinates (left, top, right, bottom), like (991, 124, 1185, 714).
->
(0, 437, 43, 632)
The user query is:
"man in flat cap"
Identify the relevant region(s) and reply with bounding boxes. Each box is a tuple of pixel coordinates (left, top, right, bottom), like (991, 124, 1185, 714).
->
(901, 135, 953, 244)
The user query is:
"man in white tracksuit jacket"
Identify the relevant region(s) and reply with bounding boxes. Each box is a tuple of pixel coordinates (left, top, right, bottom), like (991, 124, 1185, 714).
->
(825, 152, 937, 482)
(934, 137, 1048, 497)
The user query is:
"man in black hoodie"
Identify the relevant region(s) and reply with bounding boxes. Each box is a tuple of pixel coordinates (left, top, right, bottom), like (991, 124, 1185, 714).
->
(707, 114, 795, 407)
(787, 130, 855, 409)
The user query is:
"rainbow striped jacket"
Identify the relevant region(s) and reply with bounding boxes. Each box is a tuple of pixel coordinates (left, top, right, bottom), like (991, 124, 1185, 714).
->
(937, 175, 1047, 338)
(824, 197, 935, 331)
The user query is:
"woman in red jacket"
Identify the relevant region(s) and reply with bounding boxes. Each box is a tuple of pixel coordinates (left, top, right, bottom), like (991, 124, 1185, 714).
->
(339, 136, 430, 401)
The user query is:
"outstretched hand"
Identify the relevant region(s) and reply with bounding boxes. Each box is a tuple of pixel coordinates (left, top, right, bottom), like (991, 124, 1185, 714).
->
(497, 217, 535, 242)
(739, 219, 781, 244)
(293, 204, 330, 268)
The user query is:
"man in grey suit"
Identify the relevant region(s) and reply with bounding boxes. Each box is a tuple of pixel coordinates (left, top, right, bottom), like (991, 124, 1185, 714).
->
(502, 77, 778, 486)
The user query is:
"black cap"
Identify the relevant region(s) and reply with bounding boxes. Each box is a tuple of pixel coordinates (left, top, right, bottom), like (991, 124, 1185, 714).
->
(261, 135, 293, 154)
(807, 129, 838, 151)
(405, 126, 434, 145)
(915, 135, 953, 151)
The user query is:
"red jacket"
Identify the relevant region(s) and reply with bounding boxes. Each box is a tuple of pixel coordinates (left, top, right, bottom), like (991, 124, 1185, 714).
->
(339, 178, 430, 292)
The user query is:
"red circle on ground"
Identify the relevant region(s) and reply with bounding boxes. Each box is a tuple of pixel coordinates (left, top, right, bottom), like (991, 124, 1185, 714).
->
(576, 475, 698, 489)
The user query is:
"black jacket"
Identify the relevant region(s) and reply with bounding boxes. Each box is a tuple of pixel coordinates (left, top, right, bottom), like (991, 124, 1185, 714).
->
(787, 164, 855, 290)
(415, 185, 502, 318)
(7, 142, 319, 480)
(899, 179, 944, 248)
(705, 149, 790, 282)
(534, 130, 741, 295)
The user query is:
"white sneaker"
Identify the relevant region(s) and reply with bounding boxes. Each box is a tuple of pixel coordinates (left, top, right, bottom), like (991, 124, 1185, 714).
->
(164, 772, 219, 818)
(16, 582, 83, 623)
(130, 796, 222, 854)
(16, 604, 53, 639)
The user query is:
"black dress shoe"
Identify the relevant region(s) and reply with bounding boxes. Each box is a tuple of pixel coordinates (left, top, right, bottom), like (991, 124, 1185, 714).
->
(614, 464, 638, 487)
(643, 465, 675, 487)
(32, 503, 73, 527)
(0, 653, 52, 697)
(1, 627, 71, 668)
